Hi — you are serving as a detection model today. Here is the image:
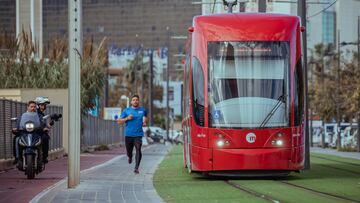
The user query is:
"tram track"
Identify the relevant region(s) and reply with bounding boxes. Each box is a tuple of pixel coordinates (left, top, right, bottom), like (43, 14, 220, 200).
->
(312, 155, 360, 167)
(224, 180, 281, 203)
(277, 180, 360, 203)
(225, 178, 360, 203)
(312, 155, 360, 175)
(317, 163, 360, 176)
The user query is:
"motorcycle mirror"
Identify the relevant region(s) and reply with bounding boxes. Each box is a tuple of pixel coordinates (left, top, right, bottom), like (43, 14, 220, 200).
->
(43, 115, 50, 119)
(11, 117, 18, 121)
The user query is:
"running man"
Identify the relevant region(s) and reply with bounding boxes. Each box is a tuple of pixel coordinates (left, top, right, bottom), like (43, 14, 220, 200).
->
(118, 95, 148, 174)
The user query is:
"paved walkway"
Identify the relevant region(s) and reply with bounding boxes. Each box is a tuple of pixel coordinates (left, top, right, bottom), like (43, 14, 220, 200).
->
(32, 144, 172, 203)
(0, 146, 126, 203)
(311, 147, 360, 160)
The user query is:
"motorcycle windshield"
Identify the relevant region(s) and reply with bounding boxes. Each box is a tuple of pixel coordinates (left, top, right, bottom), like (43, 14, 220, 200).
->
(19, 112, 41, 129)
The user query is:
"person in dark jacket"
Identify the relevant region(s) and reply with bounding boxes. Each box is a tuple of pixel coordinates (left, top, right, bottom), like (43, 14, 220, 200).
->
(34, 96, 52, 163)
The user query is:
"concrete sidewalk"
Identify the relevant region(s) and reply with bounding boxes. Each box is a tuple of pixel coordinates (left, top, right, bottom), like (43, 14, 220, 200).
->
(0, 145, 126, 203)
(311, 147, 360, 160)
(32, 144, 172, 203)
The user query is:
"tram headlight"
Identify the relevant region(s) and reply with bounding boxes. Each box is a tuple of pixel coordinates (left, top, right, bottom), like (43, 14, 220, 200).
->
(271, 139, 284, 146)
(216, 140, 230, 147)
(276, 140, 283, 146)
(217, 140, 225, 147)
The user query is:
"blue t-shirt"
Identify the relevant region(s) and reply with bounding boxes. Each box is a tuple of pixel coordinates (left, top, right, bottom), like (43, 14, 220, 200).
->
(121, 107, 147, 137)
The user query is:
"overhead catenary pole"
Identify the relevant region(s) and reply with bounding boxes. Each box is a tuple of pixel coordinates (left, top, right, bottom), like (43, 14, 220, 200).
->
(239, 1, 246, 12)
(141, 48, 144, 106)
(223, 0, 237, 13)
(336, 29, 341, 150)
(357, 16, 360, 152)
(166, 26, 170, 142)
(298, 0, 310, 169)
(68, 0, 82, 188)
(258, 0, 266, 12)
(149, 49, 154, 126)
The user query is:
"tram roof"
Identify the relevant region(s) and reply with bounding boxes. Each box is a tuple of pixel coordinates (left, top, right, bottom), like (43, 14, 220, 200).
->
(192, 13, 300, 41)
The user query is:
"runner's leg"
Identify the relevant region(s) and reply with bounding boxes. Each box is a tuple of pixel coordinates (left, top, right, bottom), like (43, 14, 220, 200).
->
(125, 137, 135, 163)
(134, 136, 142, 170)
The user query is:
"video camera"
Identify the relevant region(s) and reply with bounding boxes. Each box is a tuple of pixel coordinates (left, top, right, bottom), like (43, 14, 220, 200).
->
(50, 113, 62, 121)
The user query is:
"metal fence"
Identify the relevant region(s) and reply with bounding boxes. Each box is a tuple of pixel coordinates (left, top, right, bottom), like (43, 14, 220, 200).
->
(1, 99, 123, 160)
(81, 115, 124, 148)
(0, 98, 63, 160)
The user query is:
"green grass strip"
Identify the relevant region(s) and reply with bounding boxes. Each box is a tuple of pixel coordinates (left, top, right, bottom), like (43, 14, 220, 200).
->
(230, 180, 341, 203)
(154, 146, 268, 203)
(286, 155, 360, 201)
(154, 146, 360, 203)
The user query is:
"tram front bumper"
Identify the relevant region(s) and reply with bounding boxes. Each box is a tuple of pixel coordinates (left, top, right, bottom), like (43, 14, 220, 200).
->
(211, 147, 304, 171)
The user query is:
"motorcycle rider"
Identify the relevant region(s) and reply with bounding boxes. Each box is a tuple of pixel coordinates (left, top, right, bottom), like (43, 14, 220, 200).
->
(12, 100, 38, 164)
(34, 96, 52, 163)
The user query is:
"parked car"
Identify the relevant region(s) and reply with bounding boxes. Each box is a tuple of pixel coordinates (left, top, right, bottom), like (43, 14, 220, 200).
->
(143, 126, 165, 143)
(169, 129, 183, 144)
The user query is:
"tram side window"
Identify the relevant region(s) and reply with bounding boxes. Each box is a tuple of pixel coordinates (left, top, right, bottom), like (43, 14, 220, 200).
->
(294, 59, 304, 126)
(192, 57, 205, 126)
(184, 55, 190, 118)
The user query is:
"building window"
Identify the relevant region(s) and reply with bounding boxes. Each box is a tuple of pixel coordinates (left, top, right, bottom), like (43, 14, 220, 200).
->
(322, 11, 335, 45)
(169, 87, 174, 101)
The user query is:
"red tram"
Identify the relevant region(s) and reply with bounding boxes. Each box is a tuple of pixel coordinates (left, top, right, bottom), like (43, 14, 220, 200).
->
(182, 13, 305, 176)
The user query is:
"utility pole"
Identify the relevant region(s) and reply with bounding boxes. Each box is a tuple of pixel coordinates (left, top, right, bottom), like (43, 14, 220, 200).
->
(357, 16, 360, 152)
(321, 56, 326, 148)
(68, 0, 82, 188)
(149, 49, 154, 126)
(166, 26, 170, 142)
(239, 1, 246, 12)
(105, 68, 109, 108)
(298, 0, 310, 170)
(223, 0, 237, 13)
(141, 49, 144, 106)
(134, 34, 139, 95)
(258, 0, 266, 12)
(336, 29, 341, 150)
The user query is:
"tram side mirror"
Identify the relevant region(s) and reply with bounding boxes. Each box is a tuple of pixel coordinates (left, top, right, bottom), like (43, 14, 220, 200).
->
(300, 26, 306, 32)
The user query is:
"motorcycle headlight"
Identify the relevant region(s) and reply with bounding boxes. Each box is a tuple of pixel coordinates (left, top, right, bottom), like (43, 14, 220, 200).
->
(25, 122, 35, 132)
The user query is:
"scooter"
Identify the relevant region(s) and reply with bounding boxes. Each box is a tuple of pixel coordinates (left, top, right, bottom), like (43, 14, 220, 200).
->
(11, 112, 62, 179)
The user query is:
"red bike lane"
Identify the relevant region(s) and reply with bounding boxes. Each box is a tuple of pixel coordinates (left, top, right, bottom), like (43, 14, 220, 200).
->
(0, 146, 126, 203)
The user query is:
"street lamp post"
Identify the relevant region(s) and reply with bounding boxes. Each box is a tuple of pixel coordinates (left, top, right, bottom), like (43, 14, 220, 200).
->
(222, 0, 237, 13)
(149, 49, 154, 126)
(298, 0, 310, 170)
(166, 26, 170, 142)
(358, 16, 360, 153)
(308, 56, 317, 148)
(68, 0, 82, 188)
(336, 30, 341, 150)
(120, 95, 129, 108)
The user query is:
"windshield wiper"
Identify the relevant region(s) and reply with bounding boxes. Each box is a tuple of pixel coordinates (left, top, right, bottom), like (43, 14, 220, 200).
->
(259, 94, 286, 128)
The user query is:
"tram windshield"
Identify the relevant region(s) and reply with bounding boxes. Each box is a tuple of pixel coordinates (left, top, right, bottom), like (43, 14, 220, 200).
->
(208, 41, 290, 128)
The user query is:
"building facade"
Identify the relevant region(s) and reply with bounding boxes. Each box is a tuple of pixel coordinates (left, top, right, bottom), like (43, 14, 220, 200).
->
(154, 81, 182, 117)
(0, 0, 16, 38)
(43, 0, 200, 72)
